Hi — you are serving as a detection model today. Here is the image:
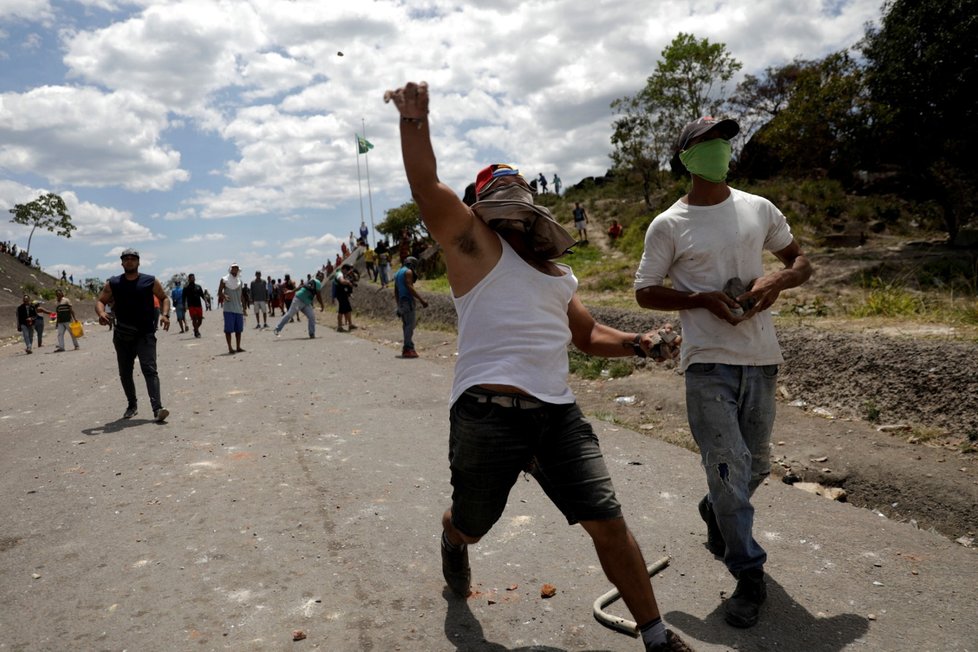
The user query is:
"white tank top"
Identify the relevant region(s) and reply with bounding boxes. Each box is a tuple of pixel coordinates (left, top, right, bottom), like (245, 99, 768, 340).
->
(449, 236, 578, 405)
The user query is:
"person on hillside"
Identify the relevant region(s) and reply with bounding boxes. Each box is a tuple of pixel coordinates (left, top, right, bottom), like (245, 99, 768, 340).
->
(537, 172, 548, 193)
(385, 81, 691, 652)
(376, 241, 392, 288)
(359, 220, 369, 244)
(573, 202, 590, 244)
(333, 263, 357, 332)
(274, 271, 325, 338)
(171, 280, 187, 333)
(250, 270, 270, 328)
(95, 248, 171, 422)
(53, 288, 79, 352)
(553, 172, 561, 196)
(217, 263, 246, 354)
(635, 116, 812, 629)
(182, 273, 205, 338)
(394, 256, 428, 358)
(608, 219, 624, 243)
(363, 245, 377, 282)
(16, 294, 37, 354)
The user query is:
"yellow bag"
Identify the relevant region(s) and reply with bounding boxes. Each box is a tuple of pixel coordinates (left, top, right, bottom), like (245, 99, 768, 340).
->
(69, 320, 84, 338)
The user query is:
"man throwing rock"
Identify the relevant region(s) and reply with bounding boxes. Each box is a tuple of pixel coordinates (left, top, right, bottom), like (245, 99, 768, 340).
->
(386, 81, 690, 652)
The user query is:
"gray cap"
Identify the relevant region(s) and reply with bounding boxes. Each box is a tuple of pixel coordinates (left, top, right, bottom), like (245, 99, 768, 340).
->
(676, 116, 740, 153)
(120, 248, 140, 259)
(404, 256, 418, 267)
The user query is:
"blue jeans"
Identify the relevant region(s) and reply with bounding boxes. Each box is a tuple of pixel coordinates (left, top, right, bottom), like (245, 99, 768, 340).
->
(274, 298, 316, 336)
(448, 393, 621, 538)
(398, 298, 416, 351)
(20, 324, 34, 350)
(685, 363, 778, 575)
(57, 322, 78, 349)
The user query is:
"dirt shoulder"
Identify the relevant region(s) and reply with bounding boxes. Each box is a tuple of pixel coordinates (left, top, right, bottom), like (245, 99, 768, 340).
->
(344, 280, 978, 546)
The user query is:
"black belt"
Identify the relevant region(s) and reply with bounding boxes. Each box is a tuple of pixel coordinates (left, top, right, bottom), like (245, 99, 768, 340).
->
(464, 389, 544, 410)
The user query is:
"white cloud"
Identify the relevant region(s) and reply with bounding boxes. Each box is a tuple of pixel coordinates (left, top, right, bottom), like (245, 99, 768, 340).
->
(1, 0, 884, 280)
(0, 0, 54, 23)
(0, 85, 188, 190)
(181, 233, 226, 242)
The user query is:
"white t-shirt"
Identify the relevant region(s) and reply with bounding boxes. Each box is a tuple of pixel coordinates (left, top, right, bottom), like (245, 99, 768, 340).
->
(634, 188, 795, 371)
(450, 236, 577, 406)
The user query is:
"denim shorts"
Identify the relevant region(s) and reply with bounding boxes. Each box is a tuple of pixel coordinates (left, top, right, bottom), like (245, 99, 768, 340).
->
(223, 311, 244, 333)
(447, 391, 621, 538)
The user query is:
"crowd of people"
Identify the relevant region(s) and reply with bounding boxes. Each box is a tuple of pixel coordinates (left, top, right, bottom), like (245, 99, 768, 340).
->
(1, 240, 42, 270)
(8, 82, 812, 651)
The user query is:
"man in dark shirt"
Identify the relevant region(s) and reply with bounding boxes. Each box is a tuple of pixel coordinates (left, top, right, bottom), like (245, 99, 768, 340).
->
(95, 248, 171, 422)
(181, 273, 205, 338)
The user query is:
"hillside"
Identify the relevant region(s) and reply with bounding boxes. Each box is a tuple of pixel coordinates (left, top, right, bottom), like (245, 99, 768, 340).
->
(0, 252, 96, 319)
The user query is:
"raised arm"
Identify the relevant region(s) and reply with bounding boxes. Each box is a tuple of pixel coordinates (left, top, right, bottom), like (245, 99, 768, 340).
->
(384, 82, 499, 295)
(384, 82, 472, 245)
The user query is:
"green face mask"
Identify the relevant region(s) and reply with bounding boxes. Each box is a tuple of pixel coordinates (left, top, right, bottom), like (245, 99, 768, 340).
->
(679, 139, 732, 183)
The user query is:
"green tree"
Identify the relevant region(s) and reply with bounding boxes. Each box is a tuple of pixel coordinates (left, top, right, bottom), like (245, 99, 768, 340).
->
(165, 273, 188, 292)
(83, 277, 103, 295)
(8, 192, 76, 257)
(376, 200, 426, 241)
(726, 61, 805, 150)
(733, 53, 867, 180)
(860, 0, 978, 242)
(610, 33, 742, 190)
(610, 97, 668, 207)
(643, 33, 741, 152)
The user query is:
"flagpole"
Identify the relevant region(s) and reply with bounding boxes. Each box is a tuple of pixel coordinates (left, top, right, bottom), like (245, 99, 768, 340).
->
(362, 118, 376, 248)
(355, 136, 366, 237)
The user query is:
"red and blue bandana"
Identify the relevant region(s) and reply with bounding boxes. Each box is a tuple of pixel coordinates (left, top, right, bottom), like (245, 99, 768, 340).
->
(475, 163, 524, 198)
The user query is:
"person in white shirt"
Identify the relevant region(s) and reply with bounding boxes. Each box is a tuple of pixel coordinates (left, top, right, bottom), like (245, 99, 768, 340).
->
(635, 116, 812, 630)
(386, 81, 690, 652)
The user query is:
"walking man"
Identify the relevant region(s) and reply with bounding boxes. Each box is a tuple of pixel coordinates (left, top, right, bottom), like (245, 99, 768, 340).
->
(386, 81, 690, 652)
(274, 271, 325, 337)
(393, 256, 427, 358)
(573, 202, 589, 244)
(250, 270, 269, 328)
(182, 273, 205, 338)
(95, 248, 171, 422)
(171, 280, 186, 333)
(16, 295, 37, 354)
(218, 263, 246, 354)
(635, 116, 812, 629)
(333, 264, 357, 332)
(53, 288, 79, 351)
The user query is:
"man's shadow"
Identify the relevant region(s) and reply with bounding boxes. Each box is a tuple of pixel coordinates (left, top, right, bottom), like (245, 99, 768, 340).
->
(442, 589, 617, 652)
(82, 418, 157, 437)
(665, 574, 869, 651)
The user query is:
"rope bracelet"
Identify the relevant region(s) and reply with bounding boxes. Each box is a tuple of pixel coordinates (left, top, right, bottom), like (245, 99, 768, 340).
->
(400, 115, 427, 129)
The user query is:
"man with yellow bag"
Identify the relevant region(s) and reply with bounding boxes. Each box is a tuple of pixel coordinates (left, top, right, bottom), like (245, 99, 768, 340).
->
(53, 288, 80, 352)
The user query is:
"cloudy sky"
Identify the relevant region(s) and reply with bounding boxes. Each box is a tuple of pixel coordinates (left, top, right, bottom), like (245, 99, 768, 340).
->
(0, 0, 881, 291)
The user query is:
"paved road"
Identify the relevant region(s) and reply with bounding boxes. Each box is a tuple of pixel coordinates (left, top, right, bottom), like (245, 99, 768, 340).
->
(1, 318, 975, 651)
